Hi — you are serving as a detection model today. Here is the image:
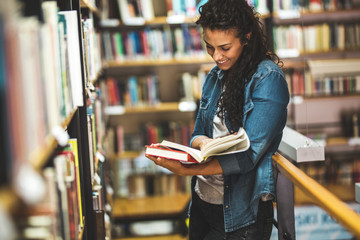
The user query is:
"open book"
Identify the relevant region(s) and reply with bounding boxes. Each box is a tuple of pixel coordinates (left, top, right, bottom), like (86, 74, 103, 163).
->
(145, 128, 250, 164)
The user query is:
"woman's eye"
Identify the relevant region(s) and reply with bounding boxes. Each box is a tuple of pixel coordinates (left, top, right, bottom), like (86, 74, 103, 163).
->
(222, 48, 230, 51)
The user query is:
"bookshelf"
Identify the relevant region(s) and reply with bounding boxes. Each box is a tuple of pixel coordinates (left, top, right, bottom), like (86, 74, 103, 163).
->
(90, 0, 360, 238)
(112, 193, 190, 238)
(0, 0, 111, 239)
(272, 0, 360, 205)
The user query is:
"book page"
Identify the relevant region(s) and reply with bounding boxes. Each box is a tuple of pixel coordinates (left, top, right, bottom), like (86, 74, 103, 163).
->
(201, 129, 250, 159)
(160, 140, 202, 162)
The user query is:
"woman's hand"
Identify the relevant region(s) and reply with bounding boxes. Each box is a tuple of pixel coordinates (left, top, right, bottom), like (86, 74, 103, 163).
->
(199, 138, 213, 150)
(191, 136, 213, 150)
(145, 154, 193, 176)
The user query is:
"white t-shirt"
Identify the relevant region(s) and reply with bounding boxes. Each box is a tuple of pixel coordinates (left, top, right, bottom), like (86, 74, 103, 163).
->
(194, 113, 227, 204)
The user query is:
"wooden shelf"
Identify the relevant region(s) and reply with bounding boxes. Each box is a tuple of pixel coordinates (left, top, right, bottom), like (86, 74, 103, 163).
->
(325, 137, 360, 160)
(273, 9, 360, 25)
(111, 151, 142, 159)
(30, 108, 77, 171)
(114, 234, 187, 240)
(113, 193, 190, 222)
(104, 57, 213, 68)
(280, 49, 360, 62)
(101, 13, 271, 29)
(80, 0, 99, 13)
(105, 102, 196, 116)
(0, 188, 19, 213)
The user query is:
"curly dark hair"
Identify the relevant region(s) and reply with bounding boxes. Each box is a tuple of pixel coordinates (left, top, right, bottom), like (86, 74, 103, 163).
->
(196, 0, 282, 128)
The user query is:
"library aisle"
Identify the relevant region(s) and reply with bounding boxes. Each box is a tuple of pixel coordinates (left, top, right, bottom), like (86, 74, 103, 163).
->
(1, 0, 360, 239)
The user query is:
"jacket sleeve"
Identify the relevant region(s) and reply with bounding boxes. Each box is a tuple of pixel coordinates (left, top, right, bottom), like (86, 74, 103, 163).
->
(218, 70, 289, 176)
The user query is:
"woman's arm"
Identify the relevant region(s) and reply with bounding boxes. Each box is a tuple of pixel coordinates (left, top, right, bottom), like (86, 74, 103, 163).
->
(145, 154, 223, 176)
(146, 135, 223, 176)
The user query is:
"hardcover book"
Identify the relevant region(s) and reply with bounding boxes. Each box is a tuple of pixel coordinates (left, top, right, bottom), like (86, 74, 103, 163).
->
(146, 128, 250, 164)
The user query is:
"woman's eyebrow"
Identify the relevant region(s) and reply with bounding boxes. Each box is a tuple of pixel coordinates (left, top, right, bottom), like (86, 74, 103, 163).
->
(204, 39, 231, 47)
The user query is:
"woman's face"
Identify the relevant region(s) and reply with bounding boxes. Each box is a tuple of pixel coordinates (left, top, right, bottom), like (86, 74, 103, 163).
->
(203, 28, 245, 71)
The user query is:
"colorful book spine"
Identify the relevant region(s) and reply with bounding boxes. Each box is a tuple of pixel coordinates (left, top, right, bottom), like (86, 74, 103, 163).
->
(274, 23, 360, 56)
(286, 69, 360, 96)
(68, 139, 84, 229)
(101, 25, 206, 61)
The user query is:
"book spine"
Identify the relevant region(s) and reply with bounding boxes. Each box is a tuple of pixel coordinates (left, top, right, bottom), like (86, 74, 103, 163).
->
(101, 26, 205, 61)
(274, 23, 360, 56)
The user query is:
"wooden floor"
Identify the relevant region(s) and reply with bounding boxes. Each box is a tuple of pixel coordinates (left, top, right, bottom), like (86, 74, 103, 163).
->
(114, 234, 188, 240)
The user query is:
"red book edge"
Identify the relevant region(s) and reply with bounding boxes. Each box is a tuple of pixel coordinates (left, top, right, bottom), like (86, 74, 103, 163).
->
(145, 145, 198, 163)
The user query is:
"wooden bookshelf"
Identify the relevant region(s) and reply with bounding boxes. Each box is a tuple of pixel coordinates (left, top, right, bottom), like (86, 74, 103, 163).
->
(282, 50, 360, 63)
(105, 102, 196, 116)
(79, 0, 99, 13)
(114, 234, 188, 240)
(104, 57, 213, 68)
(273, 9, 360, 25)
(111, 151, 142, 159)
(0, 188, 19, 213)
(113, 193, 190, 221)
(30, 108, 77, 171)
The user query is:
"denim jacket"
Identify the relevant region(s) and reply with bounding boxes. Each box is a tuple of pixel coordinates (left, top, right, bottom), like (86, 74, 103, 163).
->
(190, 59, 289, 232)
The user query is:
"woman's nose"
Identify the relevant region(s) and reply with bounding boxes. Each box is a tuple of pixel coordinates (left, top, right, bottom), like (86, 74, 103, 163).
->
(213, 49, 223, 61)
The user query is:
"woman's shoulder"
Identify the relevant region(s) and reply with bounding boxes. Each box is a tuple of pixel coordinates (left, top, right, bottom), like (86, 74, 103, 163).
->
(253, 59, 285, 80)
(257, 59, 283, 73)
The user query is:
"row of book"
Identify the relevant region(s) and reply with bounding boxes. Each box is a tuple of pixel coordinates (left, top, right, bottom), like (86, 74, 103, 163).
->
(105, 121, 194, 154)
(86, 88, 113, 239)
(273, 23, 360, 57)
(100, 70, 205, 110)
(115, 156, 191, 198)
(14, 139, 83, 239)
(118, 0, 198, 25)
(0, 1, 102, 185)
(273, 0, 358, 13)
(82, 17, 103, 84)
(285, 69, 360, 96)
(14, 135, 113, 239)
(12, 66, 111, 239)
(298, 158, 360, 185)
(101, 25, 206, 62)
(100, 75, 160, 107)
(101, 0, 270, 25)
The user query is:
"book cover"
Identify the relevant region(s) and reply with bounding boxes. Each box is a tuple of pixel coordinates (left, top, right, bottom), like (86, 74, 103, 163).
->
(58, 10, 84, 108)
(113, 32, 125, 61)
(43, 1, 65, 120)
(68, 139, 84, 228)
(145, 145, 198, 163)
(117, 0, 145, 25)
(17, 17, 47, 157)
(146, 128, 250, 163)
(54, 155, 71, 240)
(0, 16, 10, 185)
(56, 150, 80, 238)
(58, 15, 73, 117)
(140, 0, 155, 21)
(41, 1, 62, 131)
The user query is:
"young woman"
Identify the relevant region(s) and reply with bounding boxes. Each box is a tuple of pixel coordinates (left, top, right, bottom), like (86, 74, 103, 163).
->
(146, 0, 289, 239)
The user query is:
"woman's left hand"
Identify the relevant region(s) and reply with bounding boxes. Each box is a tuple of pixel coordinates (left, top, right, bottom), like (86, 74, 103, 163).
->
(145, 154, 192, 176)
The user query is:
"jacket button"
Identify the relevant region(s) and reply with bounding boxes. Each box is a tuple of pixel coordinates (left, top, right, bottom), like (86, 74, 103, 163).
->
(225, 205, 229, 208)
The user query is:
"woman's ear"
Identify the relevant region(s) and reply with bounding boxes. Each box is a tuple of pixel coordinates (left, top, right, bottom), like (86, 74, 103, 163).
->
(246, 32, 252, 40)
(243, 32, 252, 46)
